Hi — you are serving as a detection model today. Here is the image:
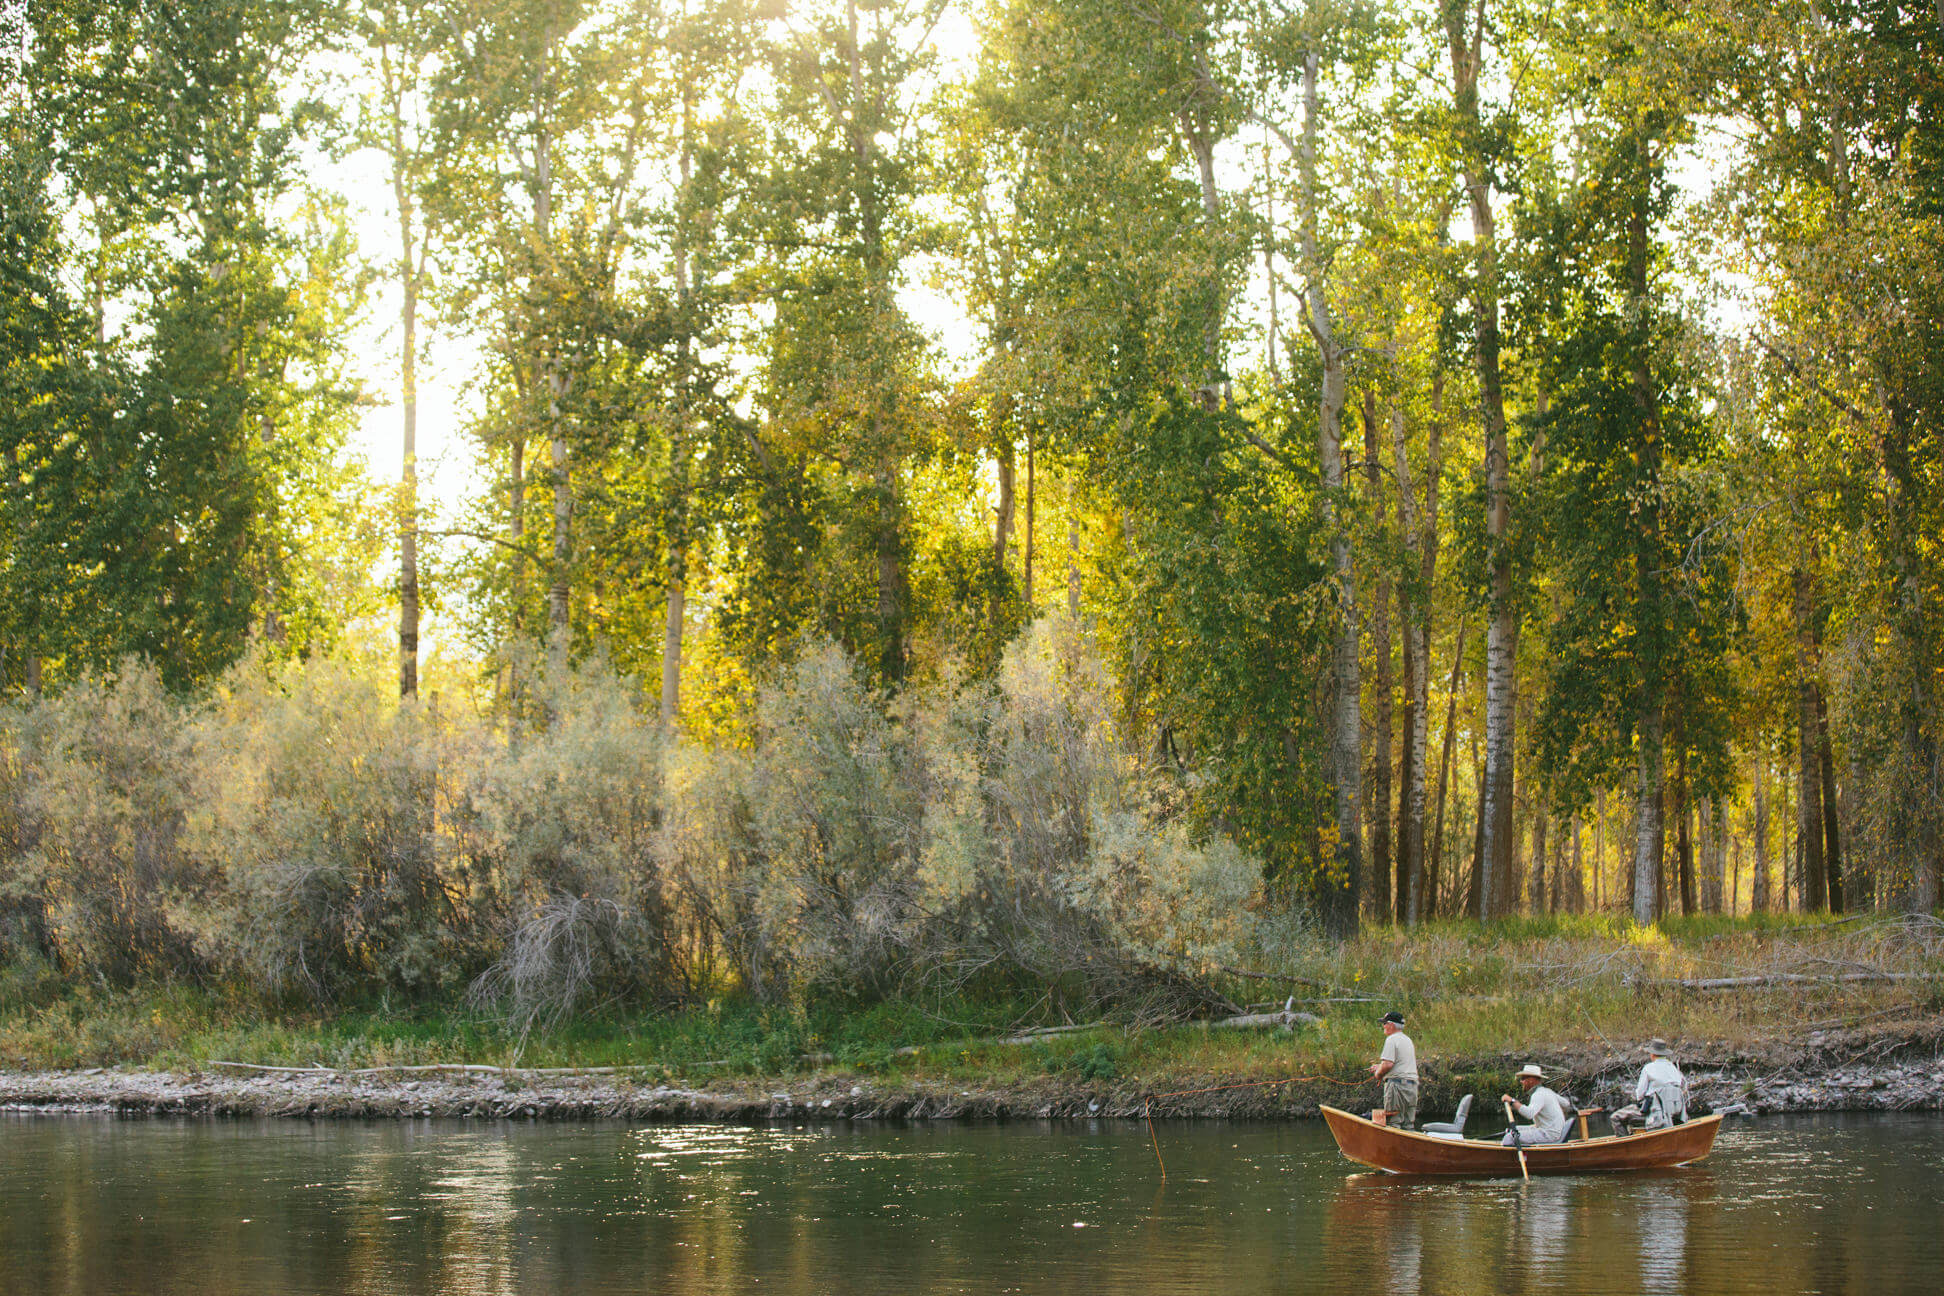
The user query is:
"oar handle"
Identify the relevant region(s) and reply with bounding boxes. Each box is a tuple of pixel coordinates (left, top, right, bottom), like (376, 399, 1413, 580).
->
(1505, 1098, 1530, 1181)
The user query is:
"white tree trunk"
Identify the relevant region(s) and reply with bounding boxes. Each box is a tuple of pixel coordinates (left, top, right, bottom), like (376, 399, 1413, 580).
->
(1391, 388, 1438, 925)
(1446, 5, 1517, 918)
(1301, 50, 1359, 935)
(1633, 703, 1665, 925)
(383, 37, 423, 701)
(1753, 749, 1771, 912)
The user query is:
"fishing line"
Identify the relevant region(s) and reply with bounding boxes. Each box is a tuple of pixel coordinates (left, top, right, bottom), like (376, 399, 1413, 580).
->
(1143, 1070, 1366, 1180)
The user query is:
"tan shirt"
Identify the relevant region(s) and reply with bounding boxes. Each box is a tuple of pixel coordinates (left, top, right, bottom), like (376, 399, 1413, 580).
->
(1379, 1031, 1418, 1082)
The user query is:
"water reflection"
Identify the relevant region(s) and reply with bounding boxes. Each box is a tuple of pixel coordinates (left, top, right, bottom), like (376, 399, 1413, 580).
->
(1635, 1184, 1685, 1294)
(0, 1114, 1937, 1295)
(1318, 1154, 1801, 1296)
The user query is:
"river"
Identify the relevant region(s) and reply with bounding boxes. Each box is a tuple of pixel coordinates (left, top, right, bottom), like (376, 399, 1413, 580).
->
(2, 1113, 1938, 1293)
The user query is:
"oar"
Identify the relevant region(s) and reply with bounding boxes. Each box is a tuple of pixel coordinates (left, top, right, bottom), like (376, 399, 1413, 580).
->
(1505, 1099, 1529, 1181)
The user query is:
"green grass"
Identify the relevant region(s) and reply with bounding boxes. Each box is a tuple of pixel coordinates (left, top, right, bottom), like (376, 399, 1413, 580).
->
(2, 913, 1937, 1087)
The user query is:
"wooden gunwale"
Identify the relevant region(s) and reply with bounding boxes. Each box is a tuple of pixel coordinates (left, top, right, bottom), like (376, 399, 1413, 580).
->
(1319, 1104, 1724, 1177)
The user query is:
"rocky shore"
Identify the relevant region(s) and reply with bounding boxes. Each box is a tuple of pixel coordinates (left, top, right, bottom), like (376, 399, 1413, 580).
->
(3, 1018, 1939, 1124)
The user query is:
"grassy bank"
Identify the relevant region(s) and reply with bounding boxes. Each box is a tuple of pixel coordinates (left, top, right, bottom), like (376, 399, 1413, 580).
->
(4, 914, 1938, 1097)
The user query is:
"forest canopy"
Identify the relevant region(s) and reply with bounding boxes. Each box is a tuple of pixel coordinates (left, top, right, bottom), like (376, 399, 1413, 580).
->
(3, 0, 1942, 1013)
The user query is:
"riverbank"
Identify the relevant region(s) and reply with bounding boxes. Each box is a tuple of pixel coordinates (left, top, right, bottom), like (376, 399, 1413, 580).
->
(5, 1015, 1940, 1122)
(5, 914, 1939, 1121)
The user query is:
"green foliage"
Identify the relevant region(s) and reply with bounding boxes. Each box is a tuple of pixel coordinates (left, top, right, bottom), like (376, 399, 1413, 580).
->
(11, 0, 1944, 942)
(1519, 106, 1740, 818)
(3, 0, 372, 692)
(1037, 1039, 1122, 1081)
(1101, 394, 1339, 894)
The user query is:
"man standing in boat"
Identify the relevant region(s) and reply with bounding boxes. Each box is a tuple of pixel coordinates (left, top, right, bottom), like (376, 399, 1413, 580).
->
(1499, 1064, 1568, 1146)
(1369, 1011, 1418, 1129)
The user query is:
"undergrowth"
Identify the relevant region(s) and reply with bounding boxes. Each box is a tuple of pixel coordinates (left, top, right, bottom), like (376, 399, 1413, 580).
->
(3, 914, 1936, 1080)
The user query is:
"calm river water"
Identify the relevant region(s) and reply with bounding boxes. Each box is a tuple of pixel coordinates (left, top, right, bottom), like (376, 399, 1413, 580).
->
(2, 1112, 1939, 1294)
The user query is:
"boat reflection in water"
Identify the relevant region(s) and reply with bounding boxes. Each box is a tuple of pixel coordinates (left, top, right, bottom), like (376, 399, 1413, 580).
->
(1325, 1159, 1727, 1294)
(1636, 1182, 1688, 1295)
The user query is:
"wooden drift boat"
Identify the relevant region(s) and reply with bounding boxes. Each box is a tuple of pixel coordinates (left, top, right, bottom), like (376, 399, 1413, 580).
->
(1320, 1105, 1724, 1177)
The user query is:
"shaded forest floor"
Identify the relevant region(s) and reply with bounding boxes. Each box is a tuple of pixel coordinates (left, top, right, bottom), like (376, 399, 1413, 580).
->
(4, 914, 1941, 1120)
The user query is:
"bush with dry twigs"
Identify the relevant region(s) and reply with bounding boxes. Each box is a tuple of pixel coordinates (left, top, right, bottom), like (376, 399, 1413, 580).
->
(0, 626, 1274, 1027)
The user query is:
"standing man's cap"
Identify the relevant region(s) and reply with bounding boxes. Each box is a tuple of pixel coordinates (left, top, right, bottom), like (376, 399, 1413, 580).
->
(1380, 1011, 1406, 1026)
(1517, 1064, 1546, 1079)
(1646, 1038, 1670, 1055)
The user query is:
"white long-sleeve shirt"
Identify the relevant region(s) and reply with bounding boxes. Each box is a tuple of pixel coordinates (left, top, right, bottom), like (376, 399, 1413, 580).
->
(1635, 1056, 1687, 1125)
(1635, 1056, 1685, 1101)
(1512, 1085, 1568, 1140)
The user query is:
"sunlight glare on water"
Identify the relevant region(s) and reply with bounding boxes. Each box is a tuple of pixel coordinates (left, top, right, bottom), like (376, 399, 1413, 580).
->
(1, 1113, 1939, 1294)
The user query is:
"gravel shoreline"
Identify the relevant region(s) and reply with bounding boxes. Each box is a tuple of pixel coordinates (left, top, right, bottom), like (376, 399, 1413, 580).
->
(4, 1020, 1939, 1123)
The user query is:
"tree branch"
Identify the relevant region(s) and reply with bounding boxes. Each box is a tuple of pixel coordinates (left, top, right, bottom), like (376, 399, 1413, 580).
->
(424, 528, 544, 561)
(1755, 335, 1875, 430)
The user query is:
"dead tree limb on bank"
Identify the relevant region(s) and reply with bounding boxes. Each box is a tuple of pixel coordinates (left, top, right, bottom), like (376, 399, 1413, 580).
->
(1661, 971, 1934, 992)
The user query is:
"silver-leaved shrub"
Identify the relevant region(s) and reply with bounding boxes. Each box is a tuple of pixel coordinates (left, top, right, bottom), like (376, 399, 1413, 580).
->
(0, 626, 1268, 1019)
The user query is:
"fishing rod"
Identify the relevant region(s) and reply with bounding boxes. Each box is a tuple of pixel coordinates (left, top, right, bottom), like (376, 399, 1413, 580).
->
(1142, 1070, 1368, 1180)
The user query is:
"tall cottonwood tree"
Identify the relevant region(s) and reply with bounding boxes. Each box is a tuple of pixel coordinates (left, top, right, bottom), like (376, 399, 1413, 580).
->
(6, 0, 365, 690)
(1524, 1, 1739, 924)
(750, 0, 947, 685)
(1294, 43, 1363, 935)
(652, 0, 763, 724)
(1438, 0, 1522, 918)
(1714, 0, 1944, 910)
(362, 0, 440, 699)
(433, 0, 664, 672)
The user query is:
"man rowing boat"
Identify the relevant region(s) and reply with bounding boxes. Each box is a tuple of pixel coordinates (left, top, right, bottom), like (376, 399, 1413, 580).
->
(1499, 1063, 1568, 1147)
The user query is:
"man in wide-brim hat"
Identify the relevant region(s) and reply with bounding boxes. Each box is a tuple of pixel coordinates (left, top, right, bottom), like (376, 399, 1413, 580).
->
(1499, 1064, 1568, 1146)
(1627, 1037, 1687, 1130)
(1368, 1011, 1418, 1130)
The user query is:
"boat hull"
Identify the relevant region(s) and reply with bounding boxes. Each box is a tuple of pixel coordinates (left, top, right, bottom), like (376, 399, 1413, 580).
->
(1319, 1105, 1723, 1176)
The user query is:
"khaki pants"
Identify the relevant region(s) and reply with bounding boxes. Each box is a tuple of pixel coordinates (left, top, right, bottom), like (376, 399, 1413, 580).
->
(1383, 1077, 1419, 1130)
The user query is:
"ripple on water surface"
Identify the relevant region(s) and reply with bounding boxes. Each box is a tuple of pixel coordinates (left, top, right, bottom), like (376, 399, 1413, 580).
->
(0, 1112, 1939, 1294)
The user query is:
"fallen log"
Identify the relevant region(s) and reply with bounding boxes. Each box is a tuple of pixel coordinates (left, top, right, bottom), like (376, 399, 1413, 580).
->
(1210, 1008, 1322, 1029)
(997, 1021, 1110, 1042)
(1662, 971, 1934, 992)
(207, 1062, 509, 1077)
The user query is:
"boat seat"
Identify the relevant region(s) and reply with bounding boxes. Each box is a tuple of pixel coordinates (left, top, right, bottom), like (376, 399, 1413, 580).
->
(1557, 1096, 1606, 1142)
(1421, 1093, 1472, 1137)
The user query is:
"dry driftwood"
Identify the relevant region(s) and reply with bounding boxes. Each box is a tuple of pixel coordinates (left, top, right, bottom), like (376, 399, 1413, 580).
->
(996, 1021, 1111, 1044)
(1663, 971, 1934, 992)
(1210, 1008, 1322, 1030)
